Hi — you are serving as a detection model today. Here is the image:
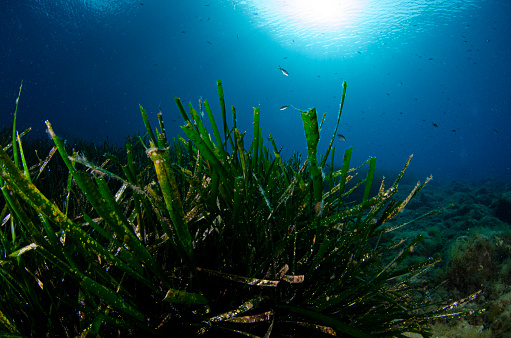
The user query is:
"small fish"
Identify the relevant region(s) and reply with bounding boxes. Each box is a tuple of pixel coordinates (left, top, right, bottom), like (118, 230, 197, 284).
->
(432, 123, 439, 128)
(278, 65, 289, 76)
(337, 134, 346, 141)
(493, 128, 499, 134)
(279, 105, 289, 110)
(451, 129, 457, 133)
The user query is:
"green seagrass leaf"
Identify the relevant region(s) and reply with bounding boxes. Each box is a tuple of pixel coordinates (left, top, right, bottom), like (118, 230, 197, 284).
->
(216, 79, 230, 147)
(251, 104, 261, 172)
(37, 247, 146, 322)
(146, 147, 194, 264)
(280, 305, 373, 338)
(336, 146, 352, 203)
(181, 121, 234, 196)
(139, 104, 157, 146)
(226, 311, 272, 323)
(10, 81, 23, 169)
(203, 99, 227, 160)
(173, 96, 191, 123)
(300, 108, 323, 205)
(208, 296, 263, 323)
(198, 268, 280, 287)
(0, 308, 20, 334)
(7, 243, 37, 259)
(163, 288, 208, 305)
(321, 80, 347, 169)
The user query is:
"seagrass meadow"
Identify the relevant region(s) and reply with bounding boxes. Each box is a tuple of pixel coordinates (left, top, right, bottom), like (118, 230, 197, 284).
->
(0, 80, 480, 337)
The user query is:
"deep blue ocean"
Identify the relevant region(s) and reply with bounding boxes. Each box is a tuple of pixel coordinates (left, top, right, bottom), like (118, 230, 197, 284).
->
(1, 0, 510, 182)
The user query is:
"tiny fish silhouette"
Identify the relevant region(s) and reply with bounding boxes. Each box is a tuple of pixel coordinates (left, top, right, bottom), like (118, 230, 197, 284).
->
(278, 65, 289, 76)
(432, 123, 439, 128)
(337, 134, 346, 141)
(279, 105, 289, 110)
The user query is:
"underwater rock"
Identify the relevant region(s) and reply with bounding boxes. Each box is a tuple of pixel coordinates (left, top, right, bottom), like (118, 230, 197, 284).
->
(432, 319, 490, 338)
(449, 180, 472, 193)
(445, 233, 497, 295)
(487, 291, 511, 336)
(478, 215, 507, 231)
(494, 191, 511, 224)
(475, 187, 494, 206)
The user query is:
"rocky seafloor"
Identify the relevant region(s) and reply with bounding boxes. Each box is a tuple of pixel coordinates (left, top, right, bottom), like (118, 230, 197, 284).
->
(390, 177, 511, 337)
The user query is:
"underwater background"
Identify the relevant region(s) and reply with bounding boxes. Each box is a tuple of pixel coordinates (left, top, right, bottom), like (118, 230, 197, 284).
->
(2, 1, 511, 335)
(1, 0, 510, 182)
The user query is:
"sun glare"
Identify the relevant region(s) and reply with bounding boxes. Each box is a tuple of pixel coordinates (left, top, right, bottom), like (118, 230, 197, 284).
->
(255, 0, 369, 33)
(283, 0, 368, 30)
(231, 0, 370, 56)
(231, 0, 477, 57)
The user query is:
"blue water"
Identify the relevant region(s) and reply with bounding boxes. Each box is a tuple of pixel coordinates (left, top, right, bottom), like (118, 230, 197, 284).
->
(1, 0, 510, 182)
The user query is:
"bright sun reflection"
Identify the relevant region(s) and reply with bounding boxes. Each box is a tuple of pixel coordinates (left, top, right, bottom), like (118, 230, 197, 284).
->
(232, 0, 371, 57)
(232, 0, 478, 57)
(279, 0, 368, 30)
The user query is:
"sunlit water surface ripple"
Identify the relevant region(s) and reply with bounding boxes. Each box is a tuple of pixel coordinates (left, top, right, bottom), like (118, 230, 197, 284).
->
(228, 0, 479, 57)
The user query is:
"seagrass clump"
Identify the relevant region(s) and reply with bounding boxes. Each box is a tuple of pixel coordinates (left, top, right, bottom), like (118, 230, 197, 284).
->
(0, 81, 479, 336)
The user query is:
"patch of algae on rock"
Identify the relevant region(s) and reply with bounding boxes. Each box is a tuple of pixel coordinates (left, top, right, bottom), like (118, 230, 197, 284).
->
(431, 319, 490, 337)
